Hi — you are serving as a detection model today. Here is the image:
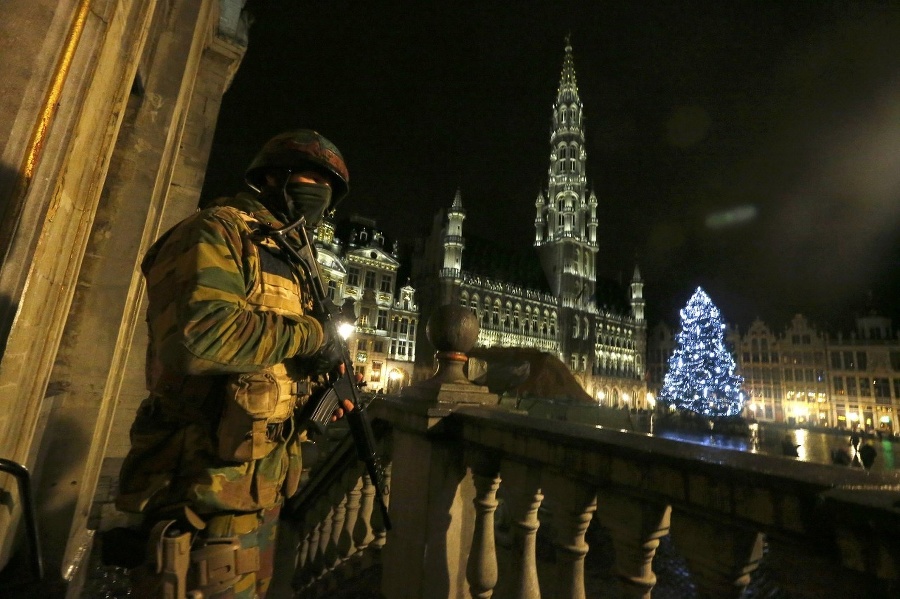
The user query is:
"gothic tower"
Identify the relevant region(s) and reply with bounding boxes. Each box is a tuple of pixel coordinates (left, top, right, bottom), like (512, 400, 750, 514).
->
(535, 37, 599, 307)
(439, 188, 466, 304)
(630, 265, 645, 322)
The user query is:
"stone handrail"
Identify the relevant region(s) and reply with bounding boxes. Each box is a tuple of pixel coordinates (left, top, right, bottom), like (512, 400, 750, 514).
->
(281, 414, 392, 598)
(280, 305, 900, 598)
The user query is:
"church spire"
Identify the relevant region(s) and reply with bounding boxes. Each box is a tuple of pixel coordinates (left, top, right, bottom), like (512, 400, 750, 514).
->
(535, 37, 598, 303)
(557, 34, 579, 102)
(539, 36, 593, 248)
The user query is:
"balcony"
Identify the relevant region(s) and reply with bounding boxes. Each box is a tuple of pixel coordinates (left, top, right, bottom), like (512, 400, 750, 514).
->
(277, 307, 900, 598)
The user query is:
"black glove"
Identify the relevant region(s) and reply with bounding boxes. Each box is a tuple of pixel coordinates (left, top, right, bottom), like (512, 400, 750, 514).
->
(309, 323, 344, 375)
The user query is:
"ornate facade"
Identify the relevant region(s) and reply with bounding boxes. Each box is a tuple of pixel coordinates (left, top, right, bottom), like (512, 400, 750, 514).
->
(412, 39, 648, 407)
(315, 216, 419, 393)
(648, 313, 900, 433)
(315, 217, 419, 391)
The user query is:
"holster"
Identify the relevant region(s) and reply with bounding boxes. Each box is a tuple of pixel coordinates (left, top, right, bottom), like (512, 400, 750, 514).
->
(144, 521, 261, 598)
(147, 520, 192, 599)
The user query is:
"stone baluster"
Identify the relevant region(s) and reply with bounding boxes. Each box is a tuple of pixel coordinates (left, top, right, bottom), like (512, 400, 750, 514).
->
(544, 472, 597, 599)
(326, 484, 348, 570)
(372, 459, 392, 550)
(466, 451, 501, 598)
(301, 497, 331, 585)
(670, 513, 764, 599)
(354, 472, 377, 554)
(315, 503, 335, 578)
(295, 517, 321, 588)
(380, 305, 498, 599)
(500, 459, 543, 599)
(595, 490, 670, 598)
(293, 520, 314, 589)
(338, 472, 364, 562)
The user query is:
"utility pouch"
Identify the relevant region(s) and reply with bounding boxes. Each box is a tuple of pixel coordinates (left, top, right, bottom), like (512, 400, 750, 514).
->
(188, 538, 260, 597)
(218, 364, 297, 462)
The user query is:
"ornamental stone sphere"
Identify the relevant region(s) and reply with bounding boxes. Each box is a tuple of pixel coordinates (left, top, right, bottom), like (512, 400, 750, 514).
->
(426, 304, 479, 353)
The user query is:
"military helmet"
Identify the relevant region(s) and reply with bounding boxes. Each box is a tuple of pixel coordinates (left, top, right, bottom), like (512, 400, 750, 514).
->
(245, 129, 349, 202)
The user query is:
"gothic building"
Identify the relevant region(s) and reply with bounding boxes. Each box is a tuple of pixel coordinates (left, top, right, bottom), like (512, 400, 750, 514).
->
(314, 215, 419, 393)
(412, 39, 648, 406)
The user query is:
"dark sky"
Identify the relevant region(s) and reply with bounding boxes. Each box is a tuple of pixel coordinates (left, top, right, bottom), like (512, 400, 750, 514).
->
(204, 0, 900, 331)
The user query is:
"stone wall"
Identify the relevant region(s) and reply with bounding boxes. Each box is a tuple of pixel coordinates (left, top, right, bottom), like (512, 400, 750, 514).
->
(0, 2, 249, 592)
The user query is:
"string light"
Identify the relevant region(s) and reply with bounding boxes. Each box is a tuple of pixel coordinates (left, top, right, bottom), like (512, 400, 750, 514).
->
(659, 287, 745, 418)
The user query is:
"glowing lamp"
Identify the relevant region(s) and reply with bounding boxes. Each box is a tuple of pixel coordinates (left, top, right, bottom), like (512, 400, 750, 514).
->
(338, 322, 355, 340)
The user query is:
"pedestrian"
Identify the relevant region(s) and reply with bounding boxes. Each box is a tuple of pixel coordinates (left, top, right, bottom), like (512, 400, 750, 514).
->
(781, 434, 800, 457)
(114, 130, 354, 598)
(859, 441, 877, 471)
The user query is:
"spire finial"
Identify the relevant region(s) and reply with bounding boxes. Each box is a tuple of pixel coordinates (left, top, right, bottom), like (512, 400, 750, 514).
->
(557, 35, 578, 94)
(451, 187, 463, 211)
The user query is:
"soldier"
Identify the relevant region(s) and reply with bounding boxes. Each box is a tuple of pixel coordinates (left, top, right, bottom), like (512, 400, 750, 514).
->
(115, 130, 354, 598)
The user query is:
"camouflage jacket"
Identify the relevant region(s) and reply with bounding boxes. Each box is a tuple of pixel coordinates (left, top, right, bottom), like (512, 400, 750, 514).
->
(117, 192, 324, 515)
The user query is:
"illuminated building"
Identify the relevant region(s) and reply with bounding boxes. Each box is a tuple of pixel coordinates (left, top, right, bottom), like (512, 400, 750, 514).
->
(651, 311, 900, 431)
(410, 38, 647, 405)
(314, 215, 418, 393)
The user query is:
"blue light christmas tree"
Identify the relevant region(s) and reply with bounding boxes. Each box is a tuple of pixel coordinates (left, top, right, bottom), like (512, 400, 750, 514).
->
(659, 287, 745, 418)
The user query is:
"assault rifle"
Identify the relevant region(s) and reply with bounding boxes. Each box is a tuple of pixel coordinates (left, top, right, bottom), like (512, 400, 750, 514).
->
(266, 218, 392, 531)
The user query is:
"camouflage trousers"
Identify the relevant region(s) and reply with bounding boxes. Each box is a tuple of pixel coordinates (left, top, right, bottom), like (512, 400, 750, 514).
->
(129, 506, 281, 599)
(202, 506, 280, 599)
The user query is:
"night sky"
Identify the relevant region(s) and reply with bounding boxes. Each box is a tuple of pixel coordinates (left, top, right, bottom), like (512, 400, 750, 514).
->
(203, 1, 900, 331)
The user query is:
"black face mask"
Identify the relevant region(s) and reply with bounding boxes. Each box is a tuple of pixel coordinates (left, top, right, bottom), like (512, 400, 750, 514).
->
(282, 181, 332, 226)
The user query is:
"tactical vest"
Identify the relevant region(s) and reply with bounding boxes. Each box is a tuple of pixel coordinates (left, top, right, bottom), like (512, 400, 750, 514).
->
(117, 207, 315, 515)
(216, 232, 313, 463)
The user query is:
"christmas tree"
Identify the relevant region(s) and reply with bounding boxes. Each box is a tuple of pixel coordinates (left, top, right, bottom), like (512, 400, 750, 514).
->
(659, 287, 745, 418)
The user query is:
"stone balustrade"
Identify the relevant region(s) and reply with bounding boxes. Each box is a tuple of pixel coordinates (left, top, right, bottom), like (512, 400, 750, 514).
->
(281, 305, 900, 598)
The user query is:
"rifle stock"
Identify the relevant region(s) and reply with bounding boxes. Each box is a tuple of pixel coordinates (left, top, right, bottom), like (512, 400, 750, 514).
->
(267, 219, 392, 531)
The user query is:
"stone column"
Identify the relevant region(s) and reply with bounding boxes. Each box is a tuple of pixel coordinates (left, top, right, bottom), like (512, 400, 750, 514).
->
(595, 490, 671, 598)
(380, 304, 499, 599)
(670, 513, 764, 599)
(500, 459, 544, 599)
(543, 472, 597, 599)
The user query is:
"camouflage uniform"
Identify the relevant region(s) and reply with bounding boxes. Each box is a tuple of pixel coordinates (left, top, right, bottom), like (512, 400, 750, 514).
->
(118, 192, 324, 597)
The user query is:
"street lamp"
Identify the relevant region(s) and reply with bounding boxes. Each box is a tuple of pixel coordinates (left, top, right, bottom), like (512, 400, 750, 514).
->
(338, 321, 355, 340)
(646, 392, 656, 434)
(597, 390, 606, 406)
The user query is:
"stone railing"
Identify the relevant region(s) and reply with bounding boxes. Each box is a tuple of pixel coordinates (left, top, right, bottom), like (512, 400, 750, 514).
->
(281, 305, 900, 598)
(282, 425, 392, 598)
